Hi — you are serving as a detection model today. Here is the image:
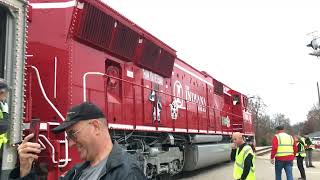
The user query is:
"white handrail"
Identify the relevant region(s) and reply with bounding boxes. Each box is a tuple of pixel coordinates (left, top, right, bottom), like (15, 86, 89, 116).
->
(38, 138, 46, 150)
(59, 132, 70, 167)
(39, 134, 70, 167)
(54, 57, 57, 99)
(83, 72, 105, 102)
(29, 66, 65, 121)
(29, 66, 69, 167)
(39, 135, 58, 164)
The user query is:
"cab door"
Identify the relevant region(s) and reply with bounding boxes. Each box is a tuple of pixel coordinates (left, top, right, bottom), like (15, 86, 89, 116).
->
(105, 60, 122, 123)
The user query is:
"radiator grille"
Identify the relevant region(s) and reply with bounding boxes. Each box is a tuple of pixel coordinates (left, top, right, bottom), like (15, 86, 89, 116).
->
(110, 22, 139, 59)
(77, 3, 114, 49)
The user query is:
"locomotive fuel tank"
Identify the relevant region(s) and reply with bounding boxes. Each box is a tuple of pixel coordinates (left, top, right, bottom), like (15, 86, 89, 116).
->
(183, 143, 231, 171)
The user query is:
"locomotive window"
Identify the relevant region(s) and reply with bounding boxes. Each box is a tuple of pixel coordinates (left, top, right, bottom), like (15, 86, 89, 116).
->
(0, 5, 8, 78)
(233, 95, 240, 105)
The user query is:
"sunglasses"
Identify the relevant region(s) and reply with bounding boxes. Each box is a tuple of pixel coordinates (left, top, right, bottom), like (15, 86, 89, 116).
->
(66, 125, 87, 141)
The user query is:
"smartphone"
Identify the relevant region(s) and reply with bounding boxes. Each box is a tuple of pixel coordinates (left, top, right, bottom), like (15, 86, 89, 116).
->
(30, 118, 40, 143)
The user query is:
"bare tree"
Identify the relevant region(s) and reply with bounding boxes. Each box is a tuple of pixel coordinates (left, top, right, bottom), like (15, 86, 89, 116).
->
(292, 122, 305, 135)
(272, 113, 291, 131)
(248, 96, 271, 146)
(292, 105, 320, 136)
(302, 105, 320, 135)
(249, 96, 292, 146)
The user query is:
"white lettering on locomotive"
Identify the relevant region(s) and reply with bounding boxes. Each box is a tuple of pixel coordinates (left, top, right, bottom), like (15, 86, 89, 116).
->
(173, 80, 206, 112)
(143, 69, 163, 85)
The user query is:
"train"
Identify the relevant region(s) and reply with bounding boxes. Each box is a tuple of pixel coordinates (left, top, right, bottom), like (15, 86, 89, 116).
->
(0, 0, 254, 179)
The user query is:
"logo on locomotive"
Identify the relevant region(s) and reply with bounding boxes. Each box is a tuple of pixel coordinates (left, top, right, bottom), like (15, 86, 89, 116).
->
(173, 80, 206, 112)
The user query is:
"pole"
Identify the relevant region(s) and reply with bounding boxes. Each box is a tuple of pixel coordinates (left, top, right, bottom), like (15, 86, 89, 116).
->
(317, 82, 320, 107)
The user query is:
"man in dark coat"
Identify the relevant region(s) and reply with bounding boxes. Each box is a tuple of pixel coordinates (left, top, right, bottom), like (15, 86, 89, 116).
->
(304, 135, 315, 168)
(9, 102, 147, 180)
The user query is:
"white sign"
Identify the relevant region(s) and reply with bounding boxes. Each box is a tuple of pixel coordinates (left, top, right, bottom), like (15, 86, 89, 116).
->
(143, 69, 164, 85)
(127, 70, 134, 78)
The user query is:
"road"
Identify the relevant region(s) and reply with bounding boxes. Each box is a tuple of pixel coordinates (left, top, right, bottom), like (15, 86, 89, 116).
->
(176, 152, 320, 180)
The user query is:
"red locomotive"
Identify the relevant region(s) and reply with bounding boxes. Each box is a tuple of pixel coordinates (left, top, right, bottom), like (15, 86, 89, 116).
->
(0, 0, 254, 179)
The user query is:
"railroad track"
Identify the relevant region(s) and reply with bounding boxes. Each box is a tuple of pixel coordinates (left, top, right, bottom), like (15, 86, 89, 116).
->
(255, 146, 272, 156)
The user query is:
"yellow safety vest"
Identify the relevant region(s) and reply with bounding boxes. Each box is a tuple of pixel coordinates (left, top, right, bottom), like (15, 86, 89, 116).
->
(0, 109, 8, 148)
(233, 145, 256, 180)
(300, 137, 306, 145)
(275, 133, 294, 157)
(296, 142, 306, 157)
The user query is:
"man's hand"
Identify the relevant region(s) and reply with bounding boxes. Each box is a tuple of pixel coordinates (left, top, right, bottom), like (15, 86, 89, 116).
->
(231, 143, 237, 149)
(270, 159, 275, 165)
(17, 133, 41, 177)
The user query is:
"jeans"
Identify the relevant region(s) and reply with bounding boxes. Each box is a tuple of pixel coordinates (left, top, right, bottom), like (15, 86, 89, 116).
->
(297, 156, 306, 179)
(305, 150, 313, 167)
(275, 160, 293, 180)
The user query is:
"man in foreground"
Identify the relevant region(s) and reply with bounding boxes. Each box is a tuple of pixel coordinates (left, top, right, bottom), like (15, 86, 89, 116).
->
(9, 102, 147, 180)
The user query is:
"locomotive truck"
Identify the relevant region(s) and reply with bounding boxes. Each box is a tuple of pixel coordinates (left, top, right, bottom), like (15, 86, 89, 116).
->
(0, 0, 254, 179)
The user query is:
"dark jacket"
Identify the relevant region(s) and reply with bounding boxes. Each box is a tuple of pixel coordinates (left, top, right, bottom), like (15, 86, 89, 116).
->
(9, 142, 147, 180)
(305, 137, 313, 151)
(230, 143, 253, 180)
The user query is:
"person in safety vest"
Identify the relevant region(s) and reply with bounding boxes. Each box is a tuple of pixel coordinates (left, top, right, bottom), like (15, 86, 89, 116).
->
(0, 80, 9, 148)
(295, 136, 306, 180)
(0, 80, 9, 177)
(231, 132, 255, 180)
(270, 125, 297, 180)
(304, 135, 315, 168)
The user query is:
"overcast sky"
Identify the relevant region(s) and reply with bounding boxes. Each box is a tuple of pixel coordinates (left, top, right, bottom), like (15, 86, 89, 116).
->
(102, 0, 320, 124)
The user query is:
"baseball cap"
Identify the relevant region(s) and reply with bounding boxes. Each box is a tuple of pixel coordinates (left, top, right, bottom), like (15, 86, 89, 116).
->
(52, 102, 105, 133)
